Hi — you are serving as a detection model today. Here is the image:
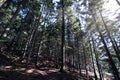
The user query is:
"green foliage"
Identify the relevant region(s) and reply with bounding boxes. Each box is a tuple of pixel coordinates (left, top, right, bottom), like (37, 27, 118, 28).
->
(0, 0, 120, 79)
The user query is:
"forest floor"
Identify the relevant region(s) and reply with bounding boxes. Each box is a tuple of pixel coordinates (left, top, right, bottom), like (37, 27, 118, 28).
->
(0, 65, 91, 80)
(0, 50, 93, 80)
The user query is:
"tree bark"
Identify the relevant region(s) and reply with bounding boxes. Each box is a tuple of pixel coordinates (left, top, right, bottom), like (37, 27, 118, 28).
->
(60, 0, 65, 72)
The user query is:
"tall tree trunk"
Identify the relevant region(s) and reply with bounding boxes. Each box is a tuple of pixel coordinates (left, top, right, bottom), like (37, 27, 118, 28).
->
(60, 0, 65, 72)
(92, 14, 120, 80)
(27, 20, 39, 66)
(82, 43, 88, 79)
(35, 43, 41, 68)
(92, 38, 102, 80)
(76, 37, 80, 70)
(22, 26, 36, 58)
(99, 11, 120, 62)
(89, 40, 98, 80)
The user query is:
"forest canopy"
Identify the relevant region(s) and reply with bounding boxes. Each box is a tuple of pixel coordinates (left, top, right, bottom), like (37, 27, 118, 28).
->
(0, 0, 120, 80)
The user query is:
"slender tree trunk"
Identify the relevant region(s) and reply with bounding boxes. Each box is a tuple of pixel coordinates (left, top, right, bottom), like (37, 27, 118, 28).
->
(64, 43, 67, 69)
(76, 37, 80, 70)
(22, 26, 36, 58)
(26, 13, 41, 65)
(72, 46, 75, 71)
(92, 38, 102, 80)
(60, 0, 65, 72)
(27, 21, 39, 66)
(82, 42, 89, 79)
(35, 44, 41, 67)
(79, 49, 82, 75)
(89, 40, 98, 80)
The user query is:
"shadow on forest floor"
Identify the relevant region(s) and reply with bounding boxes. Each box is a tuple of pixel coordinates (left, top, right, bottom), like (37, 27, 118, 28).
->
(0, 49, 93, 80)
(0, 67, 81, 80)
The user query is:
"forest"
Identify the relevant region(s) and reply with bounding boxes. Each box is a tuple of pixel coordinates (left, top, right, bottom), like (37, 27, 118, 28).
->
(0, 0, 120, 80)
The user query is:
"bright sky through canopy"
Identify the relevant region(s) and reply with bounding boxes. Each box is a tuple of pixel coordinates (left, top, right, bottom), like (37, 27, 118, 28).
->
(103, 0, 120, 20)
(53, 0, 60, 3)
